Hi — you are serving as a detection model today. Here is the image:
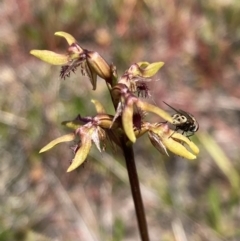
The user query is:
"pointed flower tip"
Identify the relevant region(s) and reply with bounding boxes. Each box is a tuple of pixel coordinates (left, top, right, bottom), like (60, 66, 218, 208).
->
(39, 134, 75, 154)
(165, 139, 197, 160)
(39, 148, 45, 154)
(141, 61, 165, 77)
(164, 134, 199, 160)
(66, 165, 74, 172)
(30, 50, 69, 65)
(129, 135, 136, 143)
(54, 31, 77, 45)
(91, 99, 107, 114)
(188, 141, 199, 155)
(135, 61, 164, 78)
(172, 132, 200, 156)
(122, 117, 136, 143)
(39, 145, 52, 154)
(66, 136, 92, 172)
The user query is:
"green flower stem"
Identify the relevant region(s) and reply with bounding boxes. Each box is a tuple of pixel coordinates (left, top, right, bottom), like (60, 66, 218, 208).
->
(121, 140, 150, 241)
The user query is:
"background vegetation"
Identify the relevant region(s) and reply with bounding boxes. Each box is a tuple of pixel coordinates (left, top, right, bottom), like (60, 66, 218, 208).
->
(1, 0, 240, 240)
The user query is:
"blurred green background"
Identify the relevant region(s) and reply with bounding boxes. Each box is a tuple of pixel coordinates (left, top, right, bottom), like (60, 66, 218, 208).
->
(1, 0, 240, 240)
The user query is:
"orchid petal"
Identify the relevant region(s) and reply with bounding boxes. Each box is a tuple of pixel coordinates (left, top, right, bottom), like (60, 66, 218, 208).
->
(39, 133, 75, 153)
(30, 50, 69, 65)
(54, 31, 77, 45)
(67, 135, 92, 172)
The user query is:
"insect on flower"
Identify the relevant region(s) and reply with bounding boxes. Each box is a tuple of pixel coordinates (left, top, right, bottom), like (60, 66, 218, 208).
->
(163, 101, 199, 138)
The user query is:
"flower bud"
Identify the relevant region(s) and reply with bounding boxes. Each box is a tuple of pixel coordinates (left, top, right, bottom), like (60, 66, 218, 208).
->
(93, 114, 116, 129)
(86, 51, 111, 80)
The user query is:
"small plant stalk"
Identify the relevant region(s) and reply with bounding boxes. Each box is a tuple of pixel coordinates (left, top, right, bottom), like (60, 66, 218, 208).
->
(121, 140, 150, 241)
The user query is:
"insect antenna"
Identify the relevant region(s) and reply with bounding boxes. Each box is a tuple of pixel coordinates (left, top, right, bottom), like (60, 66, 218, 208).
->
(163, 101, 179, 113)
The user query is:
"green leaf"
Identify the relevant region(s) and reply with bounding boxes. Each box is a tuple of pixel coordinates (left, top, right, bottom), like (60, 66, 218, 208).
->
(199, 132, 240, 191)
(67, 136, 92, 172)
(207, 185, 221, 231)
(30, 50, 69, 65)
(39, 133, 75, 153)
(55, 31, 77, 45)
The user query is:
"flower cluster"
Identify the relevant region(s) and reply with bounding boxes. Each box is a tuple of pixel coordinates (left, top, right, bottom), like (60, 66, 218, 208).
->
(31, 32, 199, 172)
